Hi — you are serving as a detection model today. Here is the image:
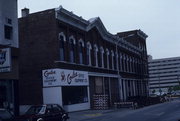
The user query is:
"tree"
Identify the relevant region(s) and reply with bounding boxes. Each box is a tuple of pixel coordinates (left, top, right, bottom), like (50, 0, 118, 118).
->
(173, 85, 180, 91)
(168, 87, 173, 93)
(152, 89, 156, 94)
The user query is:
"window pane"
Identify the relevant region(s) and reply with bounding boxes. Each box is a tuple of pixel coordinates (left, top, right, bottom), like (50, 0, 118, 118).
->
(95, 77, 103, 94)
(4, 25, 13, 40)
(62, 86, 88, 105)
(60, 48, 64, 61)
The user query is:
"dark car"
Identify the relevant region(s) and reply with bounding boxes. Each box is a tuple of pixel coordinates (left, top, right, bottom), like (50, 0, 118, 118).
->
(18, 104, 69, 121)
(0, 108, 15, 121)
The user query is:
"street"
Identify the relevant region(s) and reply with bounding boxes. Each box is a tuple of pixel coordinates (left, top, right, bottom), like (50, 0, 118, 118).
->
(69, 98, 180, 121)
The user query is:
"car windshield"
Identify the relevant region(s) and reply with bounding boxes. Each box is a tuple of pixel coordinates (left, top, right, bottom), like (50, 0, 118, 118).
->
(25, 106, 46, 115)
(0, 110, 12, 119)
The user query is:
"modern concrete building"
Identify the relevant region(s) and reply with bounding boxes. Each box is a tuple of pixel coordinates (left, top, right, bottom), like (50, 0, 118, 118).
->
(18, 6, 148, 112)
(148, 56, 180, 95)
(0, 0, 18, 47)
(0, 0, 19, 115)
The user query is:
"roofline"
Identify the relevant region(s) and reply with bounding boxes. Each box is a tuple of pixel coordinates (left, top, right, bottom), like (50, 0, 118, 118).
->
(149, 56, 180, 62)
(55, 6, 145, 55)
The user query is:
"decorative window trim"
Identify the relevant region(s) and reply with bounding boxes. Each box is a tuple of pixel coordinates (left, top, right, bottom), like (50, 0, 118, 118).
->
(58, 32, 66, 41)
(94, 44, 98, 52)
(87, 41, 92, 49)
(69, 35, 76, 44)
(78, 38, 84, 47)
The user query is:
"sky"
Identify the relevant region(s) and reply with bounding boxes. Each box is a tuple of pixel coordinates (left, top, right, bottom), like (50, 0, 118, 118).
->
(18, 0, 180, 59)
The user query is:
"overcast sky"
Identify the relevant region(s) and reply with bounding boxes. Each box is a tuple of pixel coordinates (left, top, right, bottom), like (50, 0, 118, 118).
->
(18, 0, 180, 59)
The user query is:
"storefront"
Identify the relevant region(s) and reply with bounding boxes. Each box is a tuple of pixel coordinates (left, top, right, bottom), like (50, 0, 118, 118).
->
(88, 74, 120, 109)
(42, 69, 90, 112)
(0, 47, 19, 115)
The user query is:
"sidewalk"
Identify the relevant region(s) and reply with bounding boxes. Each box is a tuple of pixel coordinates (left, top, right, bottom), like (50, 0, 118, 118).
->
(68, 108, 131, 121)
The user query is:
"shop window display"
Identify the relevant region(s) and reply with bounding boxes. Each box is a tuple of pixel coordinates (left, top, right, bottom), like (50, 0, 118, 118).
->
(62, 86, 88, 105)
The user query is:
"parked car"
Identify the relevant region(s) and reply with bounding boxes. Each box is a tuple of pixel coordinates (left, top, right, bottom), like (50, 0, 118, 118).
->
(0, 108, 15, 121)
(18, 104, 69, 121)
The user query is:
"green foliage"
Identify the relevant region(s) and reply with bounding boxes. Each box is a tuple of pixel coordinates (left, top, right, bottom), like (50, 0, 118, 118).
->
(173, 85, 180, 91)
(152, 89, 156, 94)
(168, 87, 173, 93)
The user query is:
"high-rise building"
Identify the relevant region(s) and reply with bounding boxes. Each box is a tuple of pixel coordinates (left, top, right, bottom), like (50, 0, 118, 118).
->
(148, 56, 180, 95)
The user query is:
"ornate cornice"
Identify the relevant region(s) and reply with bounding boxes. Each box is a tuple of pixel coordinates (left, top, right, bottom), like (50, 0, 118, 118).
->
(55, 6, 145, 55)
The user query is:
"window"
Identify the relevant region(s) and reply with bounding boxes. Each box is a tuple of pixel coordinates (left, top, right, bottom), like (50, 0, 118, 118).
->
(119, 53, 122, 71)
(94, 44, 98, 67)
(4, 25, 13, 40)
(86, 42, 92, 66)
(62, 86, 88, 105)
(95, 77, 103, 94)
(106, 49, 109, 69)
(78, 39, 84, 64)
(69, 36, 76, 63)
(100, 47, 104, 68)
(59, 32, 66, 61)
(126, 56, 129, 72)
(111, 50, 114, 70)
(115, 52, 118, 70)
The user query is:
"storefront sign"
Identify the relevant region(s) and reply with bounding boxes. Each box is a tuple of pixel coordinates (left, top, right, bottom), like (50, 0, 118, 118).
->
(0, 48, 11, 72)
(42, 69, 89, 87)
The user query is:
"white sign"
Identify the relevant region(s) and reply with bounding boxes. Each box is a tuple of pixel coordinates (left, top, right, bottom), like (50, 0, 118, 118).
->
(0, 48, 11, 72)
(42, 69, 89, 87)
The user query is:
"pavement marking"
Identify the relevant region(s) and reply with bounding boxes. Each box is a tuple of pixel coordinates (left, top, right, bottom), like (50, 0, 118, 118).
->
(156, 112, 165, 116)
(144, 112, 165, 116)
(84, 113, 102, 117)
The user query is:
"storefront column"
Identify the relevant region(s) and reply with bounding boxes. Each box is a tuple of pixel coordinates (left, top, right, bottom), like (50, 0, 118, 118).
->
(108, 77, 112, 106)
(132, 80, 136, 96)
(119, 78, 123, 101)
(130, 80, 133, 96)
(123, 79, 127, 101)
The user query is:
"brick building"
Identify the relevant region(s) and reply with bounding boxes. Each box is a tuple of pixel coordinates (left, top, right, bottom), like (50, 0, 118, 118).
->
(18, 6, 148, 112)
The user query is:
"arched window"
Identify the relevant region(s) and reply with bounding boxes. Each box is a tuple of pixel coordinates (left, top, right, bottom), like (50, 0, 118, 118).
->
(69, 36, 76, 63)
(59, 32, 66, 61)
(126, 55, 129, 72)
(100, 46, 104, 68)
(94, 44, 98, 67)
(115, 52, 118, 70)
(119, 53, 123, 71)
(106, 49, 109, 69)
(78, 39, 84, 64)
(86, 42, 92, 66)
(111, 50, 114, 70)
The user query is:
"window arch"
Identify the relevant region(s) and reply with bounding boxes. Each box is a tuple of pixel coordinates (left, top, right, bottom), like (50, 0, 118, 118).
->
(100, 46, 104, 68)
(78, 39, 84, 64)
(59, 32, 66, 61)
(94, 44, 98, 67)
(69, 35, 76, 63)
(106, 48, 109, 69)
(86, 42, 92, 66)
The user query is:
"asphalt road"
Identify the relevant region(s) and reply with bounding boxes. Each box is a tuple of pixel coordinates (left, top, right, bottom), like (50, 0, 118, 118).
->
(71, 98, 180, 121)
